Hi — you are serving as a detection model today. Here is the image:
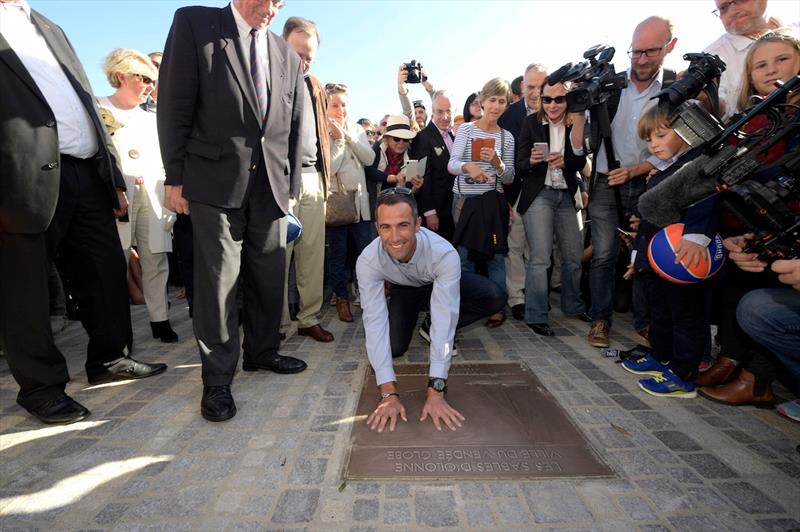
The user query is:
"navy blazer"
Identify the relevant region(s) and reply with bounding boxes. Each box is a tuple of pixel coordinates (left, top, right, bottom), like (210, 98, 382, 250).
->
(515, 115, 586, 216)
(498, 100, 528, 206)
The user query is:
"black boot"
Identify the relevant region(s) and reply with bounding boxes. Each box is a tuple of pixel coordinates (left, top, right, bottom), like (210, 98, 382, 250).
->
(150, 320, 178, 343)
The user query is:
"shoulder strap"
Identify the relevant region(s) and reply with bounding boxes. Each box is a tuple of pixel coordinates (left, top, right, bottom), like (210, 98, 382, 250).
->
(662, 68, 676, 88)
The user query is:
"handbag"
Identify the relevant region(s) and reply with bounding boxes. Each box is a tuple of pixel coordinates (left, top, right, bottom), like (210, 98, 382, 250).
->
(325, 172, 358, 226)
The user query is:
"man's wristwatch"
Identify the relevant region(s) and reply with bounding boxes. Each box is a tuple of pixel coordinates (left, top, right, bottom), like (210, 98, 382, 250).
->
(428, 378, 447, 394)
(380, 392, 400, 401)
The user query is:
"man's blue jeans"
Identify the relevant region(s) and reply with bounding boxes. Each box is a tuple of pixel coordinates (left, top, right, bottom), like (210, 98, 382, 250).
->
(737, 287, 800, 381)
(587, 176, 620, 326)
(522, 188, 585, 323)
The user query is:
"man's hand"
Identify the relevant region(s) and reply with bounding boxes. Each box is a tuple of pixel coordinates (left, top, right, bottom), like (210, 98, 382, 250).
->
(772, 260, 800, 291)
(397, 64, 408, 93)
(608, 166, 633, 186)
(723, 234, 766, 273)
(409, 174, 424, 194)
(420, 389, 465, 431)
(623, 263, 636, 280)
(674, 238, 706, 268)
(425, 212, 439, 231)
(113, 188, 129, 218)
(367, 395, 407, 433)
(165, 185, 190, 215)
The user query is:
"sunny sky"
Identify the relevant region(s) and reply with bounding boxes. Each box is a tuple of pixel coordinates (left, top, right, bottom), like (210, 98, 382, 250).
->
(29, 0, 800, 123)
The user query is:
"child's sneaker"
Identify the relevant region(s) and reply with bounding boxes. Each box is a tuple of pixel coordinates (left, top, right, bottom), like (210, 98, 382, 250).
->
(638, 370, 697, 398)
(776, 399, 800, 422)
(621, 353, 668, 376)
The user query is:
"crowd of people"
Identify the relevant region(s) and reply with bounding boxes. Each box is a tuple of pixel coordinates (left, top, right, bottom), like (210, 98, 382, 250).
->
(0, 0, 798, 429)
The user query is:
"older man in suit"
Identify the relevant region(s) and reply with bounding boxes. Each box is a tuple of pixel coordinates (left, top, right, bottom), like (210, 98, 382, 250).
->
(158, 0, 307, 422)
(0, 0, 167, 424)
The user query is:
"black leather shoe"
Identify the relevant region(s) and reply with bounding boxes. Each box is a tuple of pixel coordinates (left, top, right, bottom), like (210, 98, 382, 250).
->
(242, 354, 307, 374)
(87, 356, 168, 384)
(201, 385, 236, 422)
(288, 302, 299, 321)
(576, 312, 593, 323)
(26, 394, 90, 424)
(528, 322, 555, 337)
(150, 320, 179, 343)
(511, 304, 525, 321)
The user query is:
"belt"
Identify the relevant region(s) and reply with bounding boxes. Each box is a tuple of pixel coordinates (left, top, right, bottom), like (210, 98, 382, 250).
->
(301, 162, 317, 168)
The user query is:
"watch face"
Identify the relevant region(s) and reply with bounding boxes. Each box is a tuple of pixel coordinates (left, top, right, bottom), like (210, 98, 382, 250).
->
(429, 378, 446, 392)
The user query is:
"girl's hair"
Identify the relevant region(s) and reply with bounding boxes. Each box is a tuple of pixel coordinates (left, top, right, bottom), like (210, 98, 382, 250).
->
(479, 77, 511, 105)
(462, 92, 480, 122)
(637, 105, 671, 140)
(324, 82, 348, 96)
(536, 80, 574, 126)
(737, 28, 800, 111)
(103, 48, 158, 89)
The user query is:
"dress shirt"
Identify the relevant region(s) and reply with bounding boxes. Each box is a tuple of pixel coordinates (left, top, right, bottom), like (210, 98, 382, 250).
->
(230, 1, 269, 90)
(596, 68, 664, 175)
(440, 126, 454, 154)
(356, 228, 460, 385)
(0, 0, 98, 158)
(704, 32, 755, 119)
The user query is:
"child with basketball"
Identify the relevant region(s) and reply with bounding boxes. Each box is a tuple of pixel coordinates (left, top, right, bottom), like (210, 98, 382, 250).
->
(620, 105, 718, 398)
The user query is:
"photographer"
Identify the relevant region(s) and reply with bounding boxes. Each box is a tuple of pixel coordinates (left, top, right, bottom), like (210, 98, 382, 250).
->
(397, 61, 435, 128)
(698, 235, 799, 421)
(570, 16, 676, 348)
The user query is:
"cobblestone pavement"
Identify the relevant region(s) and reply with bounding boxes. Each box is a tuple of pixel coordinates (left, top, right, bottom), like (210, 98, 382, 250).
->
(1, 294, 799, 531)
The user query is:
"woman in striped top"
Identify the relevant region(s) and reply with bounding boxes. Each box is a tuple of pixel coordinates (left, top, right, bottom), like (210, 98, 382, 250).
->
(447, 77, 515, 327)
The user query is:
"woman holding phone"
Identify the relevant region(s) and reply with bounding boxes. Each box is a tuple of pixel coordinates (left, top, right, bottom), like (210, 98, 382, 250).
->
(515, 79, 589, 336)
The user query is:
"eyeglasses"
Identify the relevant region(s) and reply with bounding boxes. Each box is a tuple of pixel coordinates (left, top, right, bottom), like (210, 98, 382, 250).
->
(541, 96, 566, 104)
(130, 73, 155, 85)
(380, 121, 388, 127)
(627, 41, 671, 59)
(712, 0, 751, 17)
(378, 186, 412, 198)
(365, 129, 375, 136)
(270, 0, 285, 7)
(389, 137, 410, 143)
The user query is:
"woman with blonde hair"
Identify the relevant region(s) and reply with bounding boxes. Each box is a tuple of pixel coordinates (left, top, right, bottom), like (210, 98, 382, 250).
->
(448, 77, 515, 327)
(99, 48, 177, 342)
(736, 28, 800, 113)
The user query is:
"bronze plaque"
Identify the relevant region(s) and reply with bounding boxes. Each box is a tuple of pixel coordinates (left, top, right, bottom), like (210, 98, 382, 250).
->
(344, 363, 612, 480)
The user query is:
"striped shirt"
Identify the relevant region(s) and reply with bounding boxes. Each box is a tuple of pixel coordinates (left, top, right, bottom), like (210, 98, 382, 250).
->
(448, 122, 515, 196)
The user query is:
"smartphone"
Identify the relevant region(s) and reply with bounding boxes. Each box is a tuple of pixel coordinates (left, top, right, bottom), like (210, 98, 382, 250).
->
(533, 142, 549, 159)
(616, 227, 633, 239)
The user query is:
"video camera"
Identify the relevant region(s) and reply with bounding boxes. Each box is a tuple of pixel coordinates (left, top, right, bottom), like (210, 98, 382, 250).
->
(655, 52, 726, 109)
(403, 60, 426, 84)
(639, 75, 800, 261)
(549, 44, 628, 113)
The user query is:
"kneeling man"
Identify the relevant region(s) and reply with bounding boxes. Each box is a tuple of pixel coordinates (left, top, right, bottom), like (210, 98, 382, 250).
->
(356, 188, 506, 433)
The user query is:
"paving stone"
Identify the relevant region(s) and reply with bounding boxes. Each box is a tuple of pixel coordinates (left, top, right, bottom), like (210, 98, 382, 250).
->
(701, 416, 733, 429)
(384, 483, 410, 499)
(353, 483, 380, 495)
(653, 430, 702, 452)
(287, 458, 327, 485)
(488, 481, 518, 497)
(497, 499, 530, 526)
(638, 525, 672, 532)
(716, 481, 785, 514)
(382, 500, 410, 525)
(464, 502, 496, 528)
(618, 496, 656, 521)
(352, 499, 378, 522)
(46, 437, 98, 459)
(756, 518, 800, 532)
(415, 490, 459, 527)
(630, 411, 674, 430)
(458, 482, 487, 500)
(666, 466, 704, 485)
(594, 381, 627, 394)
(522, 481, 594, 524)
(610, 395, 652, 411)
(772, 461, 800, 478)
(94, 503, 129, 525)
(271, 489, 320, 523)
(724, 429, 757, 444)
(635, 479, 692, 512)
(679, 453, 738, 479)
(610, 450, 662, 476)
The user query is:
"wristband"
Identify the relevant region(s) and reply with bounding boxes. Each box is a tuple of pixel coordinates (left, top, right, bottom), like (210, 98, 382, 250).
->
(380, 392, 400, 401)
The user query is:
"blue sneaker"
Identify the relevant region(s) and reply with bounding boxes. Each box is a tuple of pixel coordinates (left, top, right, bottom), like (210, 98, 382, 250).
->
(621, 353, 668, 376)
(638, 370, 697, 398)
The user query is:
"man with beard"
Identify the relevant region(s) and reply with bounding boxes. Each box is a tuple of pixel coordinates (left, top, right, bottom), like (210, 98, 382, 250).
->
(571, 16, 676, 348)
(704, 0, 781, 118)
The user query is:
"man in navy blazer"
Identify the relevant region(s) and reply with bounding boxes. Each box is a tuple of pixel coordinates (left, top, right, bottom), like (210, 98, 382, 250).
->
(158, 0, 307, 422)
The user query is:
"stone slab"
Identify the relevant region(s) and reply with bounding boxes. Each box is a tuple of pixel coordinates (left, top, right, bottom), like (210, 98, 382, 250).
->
(344, 363, 613, 480)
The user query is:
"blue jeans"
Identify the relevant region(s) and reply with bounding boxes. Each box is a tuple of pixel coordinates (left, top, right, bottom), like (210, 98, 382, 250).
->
(325, 221, 373, 299)
(587, 175, 620, 326)
(737, 288, 800, 381)
(522, 188, 585, 323)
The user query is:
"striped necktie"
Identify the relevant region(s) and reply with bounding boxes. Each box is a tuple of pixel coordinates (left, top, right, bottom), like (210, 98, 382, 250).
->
(249, 28, 268, 122)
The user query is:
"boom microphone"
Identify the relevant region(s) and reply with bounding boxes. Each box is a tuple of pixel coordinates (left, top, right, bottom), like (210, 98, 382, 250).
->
(638, 153, 718, 227)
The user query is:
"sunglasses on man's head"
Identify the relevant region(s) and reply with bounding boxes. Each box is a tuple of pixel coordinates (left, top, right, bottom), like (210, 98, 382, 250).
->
(365, 129, 375, 135)
(541, 96, 566, 104)
(378, 186, 413, 198)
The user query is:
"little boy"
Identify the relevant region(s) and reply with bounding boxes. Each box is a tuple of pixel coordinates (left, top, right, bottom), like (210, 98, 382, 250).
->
(621, 105, 718, 398)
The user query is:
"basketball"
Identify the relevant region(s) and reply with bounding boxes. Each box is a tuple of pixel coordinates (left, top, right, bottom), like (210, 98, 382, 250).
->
(648, 223, 725, 284)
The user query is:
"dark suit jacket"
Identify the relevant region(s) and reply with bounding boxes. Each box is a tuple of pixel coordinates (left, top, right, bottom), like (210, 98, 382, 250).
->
(515, 115, 586, 216)
(410, 121, 454, 220)
(157, 6, 305, 213)
(0, 10, 124, 234)
(498, 99, 528, 206)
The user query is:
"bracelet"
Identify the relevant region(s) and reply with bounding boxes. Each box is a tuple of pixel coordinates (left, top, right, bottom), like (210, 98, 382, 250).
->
(380, 392, 400, 401)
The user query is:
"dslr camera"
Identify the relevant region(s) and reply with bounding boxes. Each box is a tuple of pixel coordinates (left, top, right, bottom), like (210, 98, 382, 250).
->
(404, 60, 426, 84)
(549, 44, 627, 113)
(655, 52, 726, 108)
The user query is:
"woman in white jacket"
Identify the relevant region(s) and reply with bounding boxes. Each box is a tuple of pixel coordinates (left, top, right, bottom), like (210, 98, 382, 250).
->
(99, 49, 177, 342)
(325, 83, 376, 323)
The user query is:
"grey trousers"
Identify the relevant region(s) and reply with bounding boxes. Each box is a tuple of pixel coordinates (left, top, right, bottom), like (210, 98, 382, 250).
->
(190, 173, 286, 386)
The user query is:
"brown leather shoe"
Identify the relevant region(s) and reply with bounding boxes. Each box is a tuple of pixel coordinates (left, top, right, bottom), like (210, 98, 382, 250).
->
(588, 321, 609, 348)
(698, 368, 775, 407)
(637, 326, 651, 347)
(696, 356, 739, 387)
(336, 298, 353, 323)
(298, 324, 335, 342)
